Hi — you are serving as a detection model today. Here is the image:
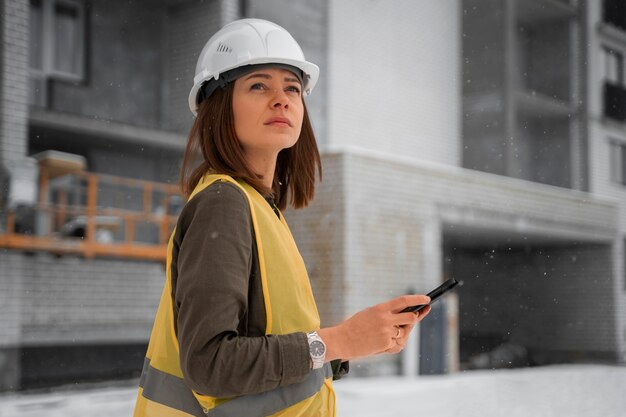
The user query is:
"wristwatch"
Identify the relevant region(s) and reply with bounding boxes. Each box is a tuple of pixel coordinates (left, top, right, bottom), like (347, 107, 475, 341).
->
(306, 331, 326, 370)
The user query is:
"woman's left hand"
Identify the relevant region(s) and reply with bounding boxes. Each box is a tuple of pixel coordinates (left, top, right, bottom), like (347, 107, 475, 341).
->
(384, 305, 431, 354)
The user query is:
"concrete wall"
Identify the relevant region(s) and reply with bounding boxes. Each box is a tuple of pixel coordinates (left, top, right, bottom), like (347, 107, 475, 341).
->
(45, 0, 241, 134)
(86, 144, 181, 183)
(327, 0, 461, 165)
(49, 0, 165, 129)
(163, 0, 230, 134)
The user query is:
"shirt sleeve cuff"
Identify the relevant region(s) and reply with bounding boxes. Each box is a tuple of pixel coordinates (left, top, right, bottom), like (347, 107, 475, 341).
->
(279, 332, 311, 385)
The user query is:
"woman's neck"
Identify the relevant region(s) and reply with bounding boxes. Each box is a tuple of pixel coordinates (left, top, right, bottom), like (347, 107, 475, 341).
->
(244, 150, 278, 190)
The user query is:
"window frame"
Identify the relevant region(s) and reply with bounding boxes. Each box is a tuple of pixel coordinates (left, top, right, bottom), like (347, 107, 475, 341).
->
(609, 139, 626, 185)
(603, 46, 624, 87)
(29, 0, 86, 105)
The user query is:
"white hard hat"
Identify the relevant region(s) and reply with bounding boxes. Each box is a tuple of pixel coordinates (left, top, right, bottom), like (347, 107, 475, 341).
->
(188, 18, 320, 116)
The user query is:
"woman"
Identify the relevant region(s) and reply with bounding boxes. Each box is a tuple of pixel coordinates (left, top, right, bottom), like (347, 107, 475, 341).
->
(134, 18, 431, 417)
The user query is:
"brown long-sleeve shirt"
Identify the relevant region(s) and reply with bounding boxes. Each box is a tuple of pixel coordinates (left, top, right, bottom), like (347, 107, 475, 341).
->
(170, 180, 318, 398)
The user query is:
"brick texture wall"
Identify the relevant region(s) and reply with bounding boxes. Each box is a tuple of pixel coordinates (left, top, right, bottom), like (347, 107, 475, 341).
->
(0, 0, 29, 390)
(0, 0, 29, 166)
(284, 153, 347, 327)
(16, 253, 164, 345)
(292, 148, 622, 373)
(0, 251, 23, 389)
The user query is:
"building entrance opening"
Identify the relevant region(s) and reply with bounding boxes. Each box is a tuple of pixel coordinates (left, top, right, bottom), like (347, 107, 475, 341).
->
(443, 227, 615, 371)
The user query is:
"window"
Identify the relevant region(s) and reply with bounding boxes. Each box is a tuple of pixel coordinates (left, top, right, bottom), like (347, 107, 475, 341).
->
(609, 140, 626, 185)
(603, 47, 624, 86)
(604, 0, 626, 31)
(603, 48, 626, 122)
(29, 0, 85, 106)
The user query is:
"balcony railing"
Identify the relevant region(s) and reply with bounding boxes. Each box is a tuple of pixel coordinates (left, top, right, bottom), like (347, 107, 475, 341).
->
(0, 169, 183, 261)
(604, 81, 626, 122)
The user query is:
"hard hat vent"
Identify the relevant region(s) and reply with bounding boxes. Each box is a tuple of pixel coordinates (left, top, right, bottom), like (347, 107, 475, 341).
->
(216, 42, 232, 53)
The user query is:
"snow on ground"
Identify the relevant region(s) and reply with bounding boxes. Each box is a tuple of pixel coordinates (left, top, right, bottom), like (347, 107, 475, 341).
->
(335, 365, 626, 417)
(0, 365, 624, 417)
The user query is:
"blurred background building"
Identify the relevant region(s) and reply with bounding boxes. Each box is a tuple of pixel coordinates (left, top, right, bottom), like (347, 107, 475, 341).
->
(0, 0, 624, 391)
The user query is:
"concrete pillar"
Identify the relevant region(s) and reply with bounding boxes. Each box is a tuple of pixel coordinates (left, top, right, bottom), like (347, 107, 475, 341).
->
(570, 2, 587, 191)
(402, 323, 420, 376)
(446, 293, 460, 373)
(422, 215, 442, 289)
(612, 238, 626, 364)
(220, 0, 241, 23)
(415, 214, 443, 375)
(503, 0, 518, 179)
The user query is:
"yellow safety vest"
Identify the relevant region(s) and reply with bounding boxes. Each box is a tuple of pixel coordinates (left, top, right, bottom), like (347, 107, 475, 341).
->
(133, 174, 336, 417)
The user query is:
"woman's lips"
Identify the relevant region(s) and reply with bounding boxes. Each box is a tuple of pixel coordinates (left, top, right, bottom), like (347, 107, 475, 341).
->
(264, 117, 292, 127)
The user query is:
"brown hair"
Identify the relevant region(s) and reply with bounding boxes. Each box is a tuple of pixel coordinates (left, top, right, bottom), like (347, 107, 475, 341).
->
(180, 83, 322, 210)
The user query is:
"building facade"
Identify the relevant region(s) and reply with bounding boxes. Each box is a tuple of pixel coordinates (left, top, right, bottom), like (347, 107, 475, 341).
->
(0, 0, 624, 390)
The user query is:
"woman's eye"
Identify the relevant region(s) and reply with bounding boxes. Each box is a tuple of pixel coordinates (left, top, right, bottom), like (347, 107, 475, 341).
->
(250, 83, 267, 91)
(286, 85, 301, 94)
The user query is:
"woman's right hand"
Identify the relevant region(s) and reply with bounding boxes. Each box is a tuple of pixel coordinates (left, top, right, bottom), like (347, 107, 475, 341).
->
(318, 294, 431, 362)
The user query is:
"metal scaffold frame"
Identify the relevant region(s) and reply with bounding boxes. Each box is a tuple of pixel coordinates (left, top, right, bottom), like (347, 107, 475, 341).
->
(0, 167, 182, 261)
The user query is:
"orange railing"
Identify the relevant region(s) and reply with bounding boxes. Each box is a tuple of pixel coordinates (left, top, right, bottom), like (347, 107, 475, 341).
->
(0, 169, 183, 261)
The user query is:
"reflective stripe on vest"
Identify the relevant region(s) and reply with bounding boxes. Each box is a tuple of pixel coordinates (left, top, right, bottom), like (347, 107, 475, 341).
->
(138, 357, 205, 416)
(138, 357, 333, 417)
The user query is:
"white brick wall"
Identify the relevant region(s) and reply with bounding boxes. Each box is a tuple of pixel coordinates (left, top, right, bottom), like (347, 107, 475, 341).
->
(0, 0, 29, 389)
(12, 253, 164, 346)
(0, 0, 29, 165)
(290, 148, 622, 372)
(284, 153, 347, 326)
(326, 0, 461, 165)
(0, 251, 23, 347)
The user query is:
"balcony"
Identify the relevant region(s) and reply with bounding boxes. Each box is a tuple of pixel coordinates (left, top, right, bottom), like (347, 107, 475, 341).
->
(0, 155, 183, 261)
(604, 82, 626, 122)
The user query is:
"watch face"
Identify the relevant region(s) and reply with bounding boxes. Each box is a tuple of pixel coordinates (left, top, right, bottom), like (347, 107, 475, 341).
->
(310, 340, 325, 357)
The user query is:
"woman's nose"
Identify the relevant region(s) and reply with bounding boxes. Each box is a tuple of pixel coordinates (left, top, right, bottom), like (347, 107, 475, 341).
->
(270, 89, 289, 109)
